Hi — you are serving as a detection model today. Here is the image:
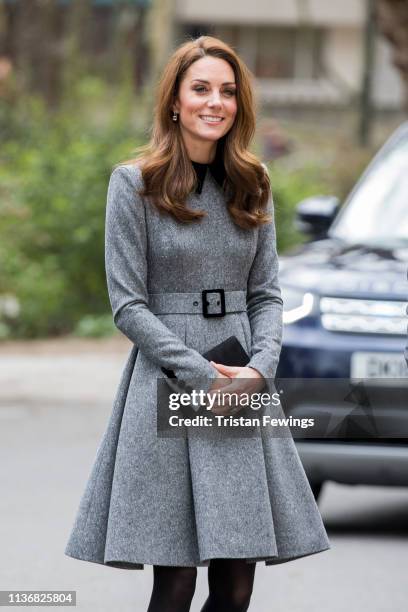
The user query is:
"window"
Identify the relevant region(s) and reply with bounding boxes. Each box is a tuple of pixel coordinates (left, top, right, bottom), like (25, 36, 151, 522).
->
(181, 24, 323, 81)
(255, 28, 296, 78)
(255, 26, 323, 79)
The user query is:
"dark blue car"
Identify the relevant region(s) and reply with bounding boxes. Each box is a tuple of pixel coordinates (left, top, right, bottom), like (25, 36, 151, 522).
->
(276, 122, 408, 501)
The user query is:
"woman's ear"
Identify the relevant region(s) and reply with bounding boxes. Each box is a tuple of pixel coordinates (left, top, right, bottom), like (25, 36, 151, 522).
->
(172, 97, 179, 114)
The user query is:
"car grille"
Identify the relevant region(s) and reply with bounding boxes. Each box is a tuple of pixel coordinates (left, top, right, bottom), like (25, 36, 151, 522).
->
(320, 297, 407, 335)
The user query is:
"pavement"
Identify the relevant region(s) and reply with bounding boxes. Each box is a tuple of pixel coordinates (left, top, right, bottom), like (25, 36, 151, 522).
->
(0, 335, 407, 611)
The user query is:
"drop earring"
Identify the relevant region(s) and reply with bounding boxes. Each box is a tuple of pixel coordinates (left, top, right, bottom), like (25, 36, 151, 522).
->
(172, 111, 178, 122)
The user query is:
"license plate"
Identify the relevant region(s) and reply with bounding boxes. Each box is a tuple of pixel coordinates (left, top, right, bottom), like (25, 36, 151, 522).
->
(351, 351, 408, 380)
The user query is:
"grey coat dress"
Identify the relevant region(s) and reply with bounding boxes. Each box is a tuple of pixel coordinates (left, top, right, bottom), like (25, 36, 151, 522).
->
(64, 154, 331, 569)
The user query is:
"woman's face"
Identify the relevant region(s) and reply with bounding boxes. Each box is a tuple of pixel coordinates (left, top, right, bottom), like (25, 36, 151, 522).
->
(173, 56, 238, 161)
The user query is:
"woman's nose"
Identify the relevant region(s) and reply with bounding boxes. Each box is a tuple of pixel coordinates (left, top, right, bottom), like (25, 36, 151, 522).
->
(207, 91, 222, 107)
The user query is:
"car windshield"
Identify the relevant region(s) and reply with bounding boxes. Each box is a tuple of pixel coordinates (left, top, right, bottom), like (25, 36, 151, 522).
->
(329, 138, 408, 247)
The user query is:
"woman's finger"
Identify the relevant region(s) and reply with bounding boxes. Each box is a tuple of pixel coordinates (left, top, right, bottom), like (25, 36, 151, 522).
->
(210, 361, 242, 374)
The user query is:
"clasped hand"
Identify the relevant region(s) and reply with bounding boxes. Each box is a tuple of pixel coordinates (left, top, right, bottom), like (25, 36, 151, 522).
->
(206, 361, 265, 416)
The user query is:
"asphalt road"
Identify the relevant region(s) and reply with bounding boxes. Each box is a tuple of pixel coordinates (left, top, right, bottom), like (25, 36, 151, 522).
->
(0, 336, 407, 611)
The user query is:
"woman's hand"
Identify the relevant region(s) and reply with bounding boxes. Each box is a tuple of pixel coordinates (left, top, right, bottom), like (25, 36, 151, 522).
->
(206, 362, 266, 416)
(206, 367, 234, 394)
(209, 369, 233, 387)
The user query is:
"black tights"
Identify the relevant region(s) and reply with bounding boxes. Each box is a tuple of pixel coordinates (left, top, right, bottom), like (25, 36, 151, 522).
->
(147, 566, 197, 612)
(147, 558, 256, 612)
(200, 559, 256, 612)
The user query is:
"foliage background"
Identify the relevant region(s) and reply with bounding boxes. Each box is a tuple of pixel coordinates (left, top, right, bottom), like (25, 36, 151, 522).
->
(0, 84, 375, 339)
(0, 75, 377, 339)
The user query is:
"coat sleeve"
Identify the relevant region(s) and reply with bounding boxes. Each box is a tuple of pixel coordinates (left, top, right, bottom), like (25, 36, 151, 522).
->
(105, 165, 217, 391)
(245, 192, 283, 381)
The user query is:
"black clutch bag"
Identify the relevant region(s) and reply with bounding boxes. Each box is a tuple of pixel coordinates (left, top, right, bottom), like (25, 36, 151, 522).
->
(161, 335, 250, 379)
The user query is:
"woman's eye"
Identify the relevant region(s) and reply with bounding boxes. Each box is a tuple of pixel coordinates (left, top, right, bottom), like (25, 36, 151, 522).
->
(193, 86, 236, 96)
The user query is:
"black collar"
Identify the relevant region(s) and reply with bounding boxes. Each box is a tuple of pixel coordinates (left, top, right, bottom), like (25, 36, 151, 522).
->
(191, 149, 226, 194)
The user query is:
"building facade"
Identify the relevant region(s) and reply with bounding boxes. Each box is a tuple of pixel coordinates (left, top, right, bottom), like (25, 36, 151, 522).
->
(173, 0, 404, 110)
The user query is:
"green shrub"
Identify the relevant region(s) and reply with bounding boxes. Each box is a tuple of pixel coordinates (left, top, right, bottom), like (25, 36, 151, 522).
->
(73, 314, 116, 337)
(0, 79, 143, 338)
(266, 162, 331, 253)
(0, 79, 372, 339)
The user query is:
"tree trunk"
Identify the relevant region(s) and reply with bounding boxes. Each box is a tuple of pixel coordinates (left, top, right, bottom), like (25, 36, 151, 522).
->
(14, 0, 62, 107)
(376, 0, 408, 99)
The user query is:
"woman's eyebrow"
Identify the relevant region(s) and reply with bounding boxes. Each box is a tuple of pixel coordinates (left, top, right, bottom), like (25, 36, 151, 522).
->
(190, 79, 236, 86)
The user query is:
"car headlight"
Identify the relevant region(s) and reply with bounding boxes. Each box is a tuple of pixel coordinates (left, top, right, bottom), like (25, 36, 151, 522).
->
(281, 287, 315, 324)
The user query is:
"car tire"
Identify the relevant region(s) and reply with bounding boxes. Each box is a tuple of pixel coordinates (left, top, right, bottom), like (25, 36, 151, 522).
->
(310, 481, 323, 502)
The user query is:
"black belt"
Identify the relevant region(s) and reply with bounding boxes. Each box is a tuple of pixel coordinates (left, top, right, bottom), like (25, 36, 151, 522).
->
(148, 289, 247, 318)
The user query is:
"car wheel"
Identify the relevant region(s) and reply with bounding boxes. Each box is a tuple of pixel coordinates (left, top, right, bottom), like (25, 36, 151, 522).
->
(310, 481, 323, 502)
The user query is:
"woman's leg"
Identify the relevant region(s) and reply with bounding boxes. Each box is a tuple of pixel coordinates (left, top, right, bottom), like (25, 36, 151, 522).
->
(200, 558, 256, 612)
(147, 565, 197, 612)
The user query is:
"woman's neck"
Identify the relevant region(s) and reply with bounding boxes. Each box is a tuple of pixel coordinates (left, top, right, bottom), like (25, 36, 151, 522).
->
(183, 137, 217, 164)
(189, 153, 216, 164)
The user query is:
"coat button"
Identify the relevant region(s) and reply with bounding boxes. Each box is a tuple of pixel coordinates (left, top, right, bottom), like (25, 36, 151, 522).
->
(193, 301, 198, 306)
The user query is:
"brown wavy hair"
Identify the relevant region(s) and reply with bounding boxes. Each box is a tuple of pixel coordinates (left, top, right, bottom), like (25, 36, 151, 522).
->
(121, 35, 272, 229)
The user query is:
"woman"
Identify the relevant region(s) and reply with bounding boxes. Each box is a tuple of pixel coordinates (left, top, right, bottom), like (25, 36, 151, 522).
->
(65, 36, 330, 611)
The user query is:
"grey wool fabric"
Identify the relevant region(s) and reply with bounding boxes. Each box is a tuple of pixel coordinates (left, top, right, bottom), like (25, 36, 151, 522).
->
(64, 162, 331, 569)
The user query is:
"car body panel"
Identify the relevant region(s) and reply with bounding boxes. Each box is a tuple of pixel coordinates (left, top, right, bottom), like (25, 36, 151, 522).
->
(277, 123, 408, 494)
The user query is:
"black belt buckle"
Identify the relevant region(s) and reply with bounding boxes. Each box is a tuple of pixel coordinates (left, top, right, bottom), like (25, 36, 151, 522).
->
(202, 289, 226, 318)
